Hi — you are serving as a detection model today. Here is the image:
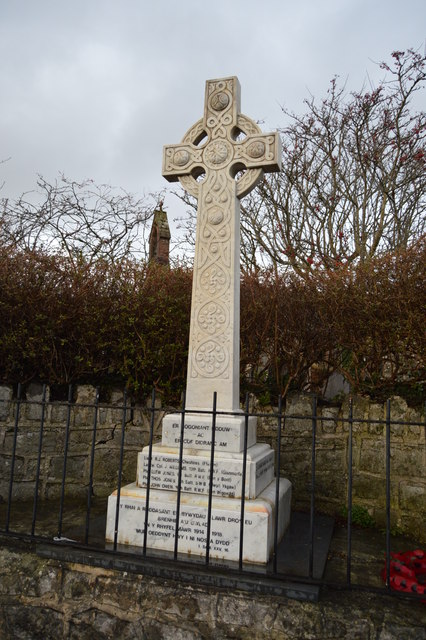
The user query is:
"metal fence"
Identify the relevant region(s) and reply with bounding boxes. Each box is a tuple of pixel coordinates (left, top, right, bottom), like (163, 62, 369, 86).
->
(0, 385, 424, 603)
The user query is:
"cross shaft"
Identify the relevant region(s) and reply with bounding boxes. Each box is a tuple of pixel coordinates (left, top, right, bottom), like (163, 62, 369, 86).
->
(163, 77, 281, 411)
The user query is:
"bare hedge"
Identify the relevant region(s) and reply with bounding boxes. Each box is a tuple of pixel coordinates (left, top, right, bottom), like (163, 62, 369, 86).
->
(0, 251, 191, 400)
(241, 240, 425, 404)
(0, 241, 424, 404)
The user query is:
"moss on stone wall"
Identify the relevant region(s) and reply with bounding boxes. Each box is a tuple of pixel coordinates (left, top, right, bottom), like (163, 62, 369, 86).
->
(0, 543, 425, 639)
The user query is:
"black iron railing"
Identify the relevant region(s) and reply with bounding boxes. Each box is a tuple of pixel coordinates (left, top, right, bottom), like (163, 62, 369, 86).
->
(0, 386, 424, 602)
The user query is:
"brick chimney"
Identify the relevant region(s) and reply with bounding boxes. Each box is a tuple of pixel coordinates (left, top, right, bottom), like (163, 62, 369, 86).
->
(148, 206, 171, 265)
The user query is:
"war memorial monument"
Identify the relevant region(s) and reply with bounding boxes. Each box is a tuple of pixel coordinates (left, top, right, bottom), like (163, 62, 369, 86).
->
(106, 77, 292, 563)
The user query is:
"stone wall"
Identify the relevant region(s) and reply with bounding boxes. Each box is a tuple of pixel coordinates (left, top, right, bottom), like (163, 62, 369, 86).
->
(0, 384, 424, 542)
(0, 544, 425, 640)
(258, 393, 425, 542)
(0, 384, 164, 503)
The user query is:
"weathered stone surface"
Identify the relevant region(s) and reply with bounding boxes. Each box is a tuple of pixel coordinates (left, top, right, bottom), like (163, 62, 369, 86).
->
(2, 481, 36, 502)
(123, 425, 145, 448)
(315, 444, 346, 471)
(75, 385, 98, 405)
(314, 472, 347, 503)
(0, 548, 62, 598)
(45, 482, 87, 501)
(69, 426, 95, 447)
(93, 447, 122, 485)
(367, 403, 385, 435)
(399, 513, 424, 541)
(388, 395, 409, 421)
(49, 455, 87, 479)
(217, 593, 277, 634)
(278, 443, 312, 497)
(43, 429, 61, 454)
(353, 474, 386, 501)
(68, 609, 133, 640)
(391, 444, 425, 477)
(50, 404, 70, 424)
(0, 545, 425, 639)
(0, 386, 12, 421)
(359, 442, 385, 472)
(2, 605, 64, 639)
(24, 383, 50, 421)
(351, 395, 371, 419)
(320, 406, 340, 434)
(63, 569, 95, 599)
(285, 393, 314, 434)
(94, 573, 143, 611)
(0, 454, 25, 480)
(399, 480, 426, 511)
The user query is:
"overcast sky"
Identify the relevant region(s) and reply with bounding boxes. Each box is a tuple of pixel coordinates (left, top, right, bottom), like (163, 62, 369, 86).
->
(1, 0, 425, 228)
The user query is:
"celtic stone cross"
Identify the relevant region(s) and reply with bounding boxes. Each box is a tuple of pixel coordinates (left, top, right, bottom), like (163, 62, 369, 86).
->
(163, 77, 281, 412)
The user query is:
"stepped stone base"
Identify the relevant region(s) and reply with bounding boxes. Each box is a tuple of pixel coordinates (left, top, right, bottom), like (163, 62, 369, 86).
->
(105, 478, 292, 564)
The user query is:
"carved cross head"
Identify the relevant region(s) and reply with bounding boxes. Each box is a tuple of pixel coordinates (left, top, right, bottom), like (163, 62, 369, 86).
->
(162, 77, 282, 200)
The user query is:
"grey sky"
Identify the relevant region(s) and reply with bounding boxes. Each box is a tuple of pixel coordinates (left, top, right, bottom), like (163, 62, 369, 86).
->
(1, 0, 425, 225)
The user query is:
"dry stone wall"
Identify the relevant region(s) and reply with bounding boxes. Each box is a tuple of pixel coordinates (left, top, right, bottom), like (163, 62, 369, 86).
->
(258, 393, 425, 542)
(0, 384, 164, 504)
(0, 384, 424, 542)
(0, 544, 425, 640)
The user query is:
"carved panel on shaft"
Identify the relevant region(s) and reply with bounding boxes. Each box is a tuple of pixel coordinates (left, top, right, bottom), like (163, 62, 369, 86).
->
(191, 171, 233, 379)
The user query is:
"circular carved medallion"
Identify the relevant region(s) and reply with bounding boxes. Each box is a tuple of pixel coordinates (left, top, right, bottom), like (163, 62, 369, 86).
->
(210, 92, 229, 111)
(198, 301, 227, 335)
(173, 149, 190, 166)
(194, 339, 228, 377)
(200, 264, 228, 296)
(247, 141, 265, 159)
(204, 140, 229, 167)
(207, 208, 224, 225)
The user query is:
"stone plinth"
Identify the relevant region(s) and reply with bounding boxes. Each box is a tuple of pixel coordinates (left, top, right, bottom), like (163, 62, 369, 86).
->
(161, 413, 257, 452)
(105, 479, 291, 564)
(137, 442, 274, 499)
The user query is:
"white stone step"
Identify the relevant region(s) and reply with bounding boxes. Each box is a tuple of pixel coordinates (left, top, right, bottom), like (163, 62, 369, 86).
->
(105, 478, 292, 564)
(137, 442, 274, 499)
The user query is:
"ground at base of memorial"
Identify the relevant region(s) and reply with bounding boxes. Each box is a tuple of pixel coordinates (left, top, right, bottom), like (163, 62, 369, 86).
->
(1, 497, 422, 595)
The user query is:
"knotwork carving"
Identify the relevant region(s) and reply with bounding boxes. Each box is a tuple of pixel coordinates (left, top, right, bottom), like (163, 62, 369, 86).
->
(199, 263, 228, 296)
(204, 140, 230, 167)
(194, 339, 229, 377)
(198, 301, 228, 335)
(210, 91, 229, 111)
